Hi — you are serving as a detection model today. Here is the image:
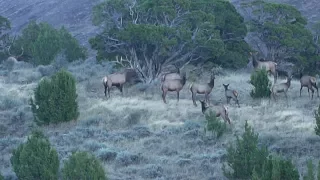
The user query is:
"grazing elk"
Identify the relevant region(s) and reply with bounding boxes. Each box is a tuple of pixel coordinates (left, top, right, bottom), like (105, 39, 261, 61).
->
(223, 84, 240, 108)
(199, 100, 231, 124)
(299, 73, 319, 99)
(250, 52, 278, 83)
(161, 71, 187, 104)
(189, 72, 215, 106)
(270, 75, 293, 103)
(102, 68, 139, 98)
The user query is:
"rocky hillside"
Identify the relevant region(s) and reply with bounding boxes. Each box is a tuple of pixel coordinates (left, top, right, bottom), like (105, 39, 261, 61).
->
(1, 0, 319, 51)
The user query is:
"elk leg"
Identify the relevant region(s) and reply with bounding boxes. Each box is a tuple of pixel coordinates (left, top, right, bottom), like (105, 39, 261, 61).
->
(313, 84, 319, 97)
(227, 97, 231, 104)
(108, 87, 111, 98)
(119, 85, 124, 96)
(235, 98, 240, 108)
(300, 86, 303, 97)
(307, 87, 310, 97)
(177, 91, 180, 103)
(104, 86, 107, 97)
(162, 90, 167, 104)
(311, 87, 315, 100)
(192, 92, 197, 107)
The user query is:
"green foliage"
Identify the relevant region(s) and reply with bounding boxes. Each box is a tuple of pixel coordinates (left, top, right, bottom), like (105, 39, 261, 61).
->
(0, 173, 3, 180)
(241, 1, 318, 73)
(30, 69, 79, 125)
(250, 68, 272, 98)
(318, 160, 320, 180)
(222, 120, 269, 179)
(304, 159, 315, 180)
(315, 103, 320, 136)
(0, 15, 11, 60)
(258, 156, 299, 180)
(204, 110, 227, 138)
(90, 0, 250, 82)
(62, 151, 107, 180)
(10, 130, 59, 180)
(11, 21, 87, 65)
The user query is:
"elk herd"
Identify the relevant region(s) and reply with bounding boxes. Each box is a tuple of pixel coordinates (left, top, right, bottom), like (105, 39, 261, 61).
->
(101, 51, 319, 125)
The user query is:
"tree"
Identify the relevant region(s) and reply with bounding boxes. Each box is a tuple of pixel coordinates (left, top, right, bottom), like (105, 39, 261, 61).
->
(62, 151, 107, 180)
(90, 0, 250, 83)
(222, 120, 269, 179)
(30, 69, 79, 125)
(250, 68, 272, 98)
(10, 130, 59, 180)
(0, 15, 11, 60)
(241, 1, 318, 73)
(10, 21, 87, 65)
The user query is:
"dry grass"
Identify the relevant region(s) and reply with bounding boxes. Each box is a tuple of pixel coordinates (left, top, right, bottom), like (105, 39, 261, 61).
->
(0, 59, 320, 179)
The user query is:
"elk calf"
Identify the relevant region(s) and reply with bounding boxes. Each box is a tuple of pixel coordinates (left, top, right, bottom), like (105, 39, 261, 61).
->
(270, 75, 293, 102)
(250, 52, 278, 83)
(189, 73, 215, 106)
(199, 100, 231, 124)
(223, 84, 240, 108)
(299, 73, 319, 99)
(161, 72, 187, 104)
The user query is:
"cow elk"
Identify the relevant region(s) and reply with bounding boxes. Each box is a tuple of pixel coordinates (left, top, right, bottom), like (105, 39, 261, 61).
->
(250, 52, 278, 83)
(161, 71, 187, 104)
(161, 65, 182, 82)
(223, 84, 240, 108)
(299, 73, 319, 99)
(102, 68, 139, 98)
(270, 75, 293, 103)
(199, 100, 231, 124)
(189, 72, 215, 106)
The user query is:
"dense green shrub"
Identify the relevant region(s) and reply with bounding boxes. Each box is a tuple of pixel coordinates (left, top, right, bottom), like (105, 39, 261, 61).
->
(62, 151, 107, 180)
(222, 120, 269, 179)
(256, 156, 299, 180)
(315, 103, 320, 136)
(10, 130, 59, 180)
(204, 111, 227, 138)
(250, 68, 272, 98)
(223, 120, 300, 179)
(0, 173, 3, 180)
(0, 15, 11, 61)
(11, 20, 87, 65)
(304, 159, 315, 180)
(30, 69, 79, 125)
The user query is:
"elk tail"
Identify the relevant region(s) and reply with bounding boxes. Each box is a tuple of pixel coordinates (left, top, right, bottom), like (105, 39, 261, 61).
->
(311, 77, 317, 84)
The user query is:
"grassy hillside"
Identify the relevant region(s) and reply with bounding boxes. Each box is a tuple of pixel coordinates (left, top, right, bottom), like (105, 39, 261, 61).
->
(0, 58, 319, 179)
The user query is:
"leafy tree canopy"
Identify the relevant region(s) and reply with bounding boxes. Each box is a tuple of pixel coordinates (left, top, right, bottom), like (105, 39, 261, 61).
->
(0, 15, 11, 60)
(90, 0, 250, 82)
(242, 0, 319, 74)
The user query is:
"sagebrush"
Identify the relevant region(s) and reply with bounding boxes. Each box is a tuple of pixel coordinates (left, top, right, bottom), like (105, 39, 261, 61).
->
(30, 69, 79, 125)
(10, 130, 59, 180)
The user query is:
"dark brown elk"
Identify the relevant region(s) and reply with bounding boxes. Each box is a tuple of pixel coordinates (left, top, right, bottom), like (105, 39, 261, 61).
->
(223, 84, 240, 108)
(189, 73, 215, 106)
(102, 68, 139, 98)
(249, 52, 278, 83)
(199, 100, 231, 124)
(299, 73, 319, 99)
(161, 71, 187, 104)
